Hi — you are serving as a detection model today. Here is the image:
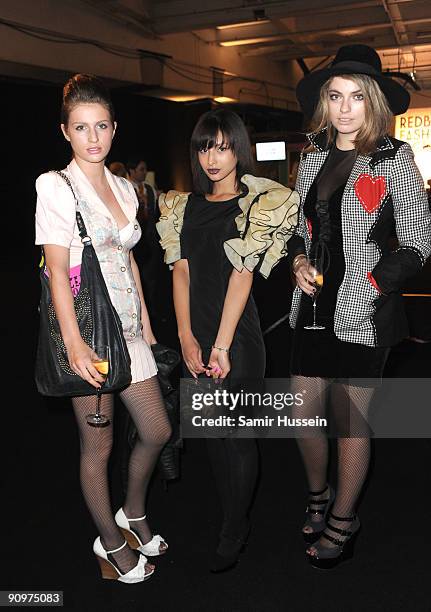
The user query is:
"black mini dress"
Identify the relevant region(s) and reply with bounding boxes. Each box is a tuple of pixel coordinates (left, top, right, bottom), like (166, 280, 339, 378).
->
(180, 193, 266, 378)
(290, 146, 389, 379)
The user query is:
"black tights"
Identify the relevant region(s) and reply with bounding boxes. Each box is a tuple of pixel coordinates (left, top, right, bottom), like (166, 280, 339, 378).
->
(206, 437, 258, 553)
(291, 376, 375, 519)
(72, 376, 171, 571)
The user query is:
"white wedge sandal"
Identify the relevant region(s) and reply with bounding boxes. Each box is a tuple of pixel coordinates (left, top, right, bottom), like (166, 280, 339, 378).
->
(115, 508, 168, 557)
(93, 537, 155, 583)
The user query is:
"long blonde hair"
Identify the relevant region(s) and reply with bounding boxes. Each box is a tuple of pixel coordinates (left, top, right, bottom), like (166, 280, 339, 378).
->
(307, 74, 393, 155)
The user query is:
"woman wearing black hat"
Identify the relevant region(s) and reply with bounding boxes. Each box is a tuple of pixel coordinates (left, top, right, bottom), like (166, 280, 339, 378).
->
(289, 44, 431, 569)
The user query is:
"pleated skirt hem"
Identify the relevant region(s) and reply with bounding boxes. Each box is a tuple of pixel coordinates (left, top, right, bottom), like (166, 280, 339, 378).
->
(127, 337, 158, 383)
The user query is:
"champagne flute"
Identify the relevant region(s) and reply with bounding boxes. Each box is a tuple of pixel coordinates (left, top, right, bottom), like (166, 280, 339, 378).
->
(86, 345, 110, 427)
(304, 258, 326, 330)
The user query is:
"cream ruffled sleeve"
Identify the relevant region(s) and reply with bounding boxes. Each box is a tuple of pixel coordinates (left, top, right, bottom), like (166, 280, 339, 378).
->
(224, 174, 300, 279)
(156, 190, 190, 265)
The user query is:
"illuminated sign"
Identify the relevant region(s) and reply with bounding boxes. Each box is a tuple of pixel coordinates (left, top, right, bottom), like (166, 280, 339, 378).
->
(256, 141, 286, 161)
(395, 108, 431, 187)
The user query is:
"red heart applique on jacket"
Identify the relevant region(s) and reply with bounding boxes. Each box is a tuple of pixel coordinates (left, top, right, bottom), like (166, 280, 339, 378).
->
(354, 174, 386, 213)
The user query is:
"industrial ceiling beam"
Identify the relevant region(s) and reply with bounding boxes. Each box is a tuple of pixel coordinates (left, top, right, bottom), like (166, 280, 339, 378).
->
(78, 0, 158, 38)
(265, 40, 431, 61)
(220, 21, 393, 47)
(382, 0, 410, 46)
(151, 0, 384, 34)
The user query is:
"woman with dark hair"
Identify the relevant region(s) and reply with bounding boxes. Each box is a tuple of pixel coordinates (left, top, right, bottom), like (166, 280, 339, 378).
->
(157, 108, 299, 571)
(289, 45, 431, 569)
(35, 74, 170, 583)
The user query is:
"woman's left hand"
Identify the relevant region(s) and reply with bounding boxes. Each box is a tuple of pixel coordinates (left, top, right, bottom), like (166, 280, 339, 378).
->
(206, 347, 231, 379)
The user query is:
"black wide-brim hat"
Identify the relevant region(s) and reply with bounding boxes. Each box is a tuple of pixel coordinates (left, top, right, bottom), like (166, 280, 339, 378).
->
(296, 44, 410, 119)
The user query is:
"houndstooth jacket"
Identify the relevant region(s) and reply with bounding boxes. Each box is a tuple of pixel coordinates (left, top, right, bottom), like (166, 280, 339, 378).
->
(289, 128, 431, 347)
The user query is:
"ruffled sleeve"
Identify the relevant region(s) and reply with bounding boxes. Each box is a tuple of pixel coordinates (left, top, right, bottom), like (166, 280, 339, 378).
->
(224, 174, 299, 279)
(156, 190, 190, 265)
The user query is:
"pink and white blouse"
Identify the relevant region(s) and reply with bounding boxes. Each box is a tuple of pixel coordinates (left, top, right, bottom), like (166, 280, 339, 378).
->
(35, 159, 145, 346)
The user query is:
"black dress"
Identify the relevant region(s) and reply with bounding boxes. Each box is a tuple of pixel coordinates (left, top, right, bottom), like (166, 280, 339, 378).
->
(180, 193, 266, 377)
(290, 146, 389, 379)
(178, 192, 264, 558)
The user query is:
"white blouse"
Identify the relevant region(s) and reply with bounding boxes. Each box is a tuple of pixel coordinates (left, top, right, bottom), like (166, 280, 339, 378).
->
(35, 159, 139, 267)
(35, 159, 158, 381)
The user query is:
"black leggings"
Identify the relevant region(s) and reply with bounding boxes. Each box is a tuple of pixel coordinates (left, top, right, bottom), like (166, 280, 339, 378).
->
(206, 436, 258, 537)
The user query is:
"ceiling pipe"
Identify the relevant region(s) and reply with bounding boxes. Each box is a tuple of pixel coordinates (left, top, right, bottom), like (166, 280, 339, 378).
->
(296, 58, 310, 75)
(387, 70, 420, 89)
(386, 0, 427, 4)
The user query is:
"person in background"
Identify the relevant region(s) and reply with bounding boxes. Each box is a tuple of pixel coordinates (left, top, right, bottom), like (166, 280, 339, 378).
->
(127, 156, 161, 318)
(109, 161, 128, 178)
(126, 157, 158, 216)
(35, 74, 170, 584)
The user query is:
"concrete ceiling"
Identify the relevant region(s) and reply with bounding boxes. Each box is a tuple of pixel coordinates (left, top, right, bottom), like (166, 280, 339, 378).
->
(81, 0, 431, 89)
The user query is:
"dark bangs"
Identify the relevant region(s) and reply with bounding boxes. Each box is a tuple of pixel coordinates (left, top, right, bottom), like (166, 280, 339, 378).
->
(190, 109, 255, 194)
(191, 114, 232, 153)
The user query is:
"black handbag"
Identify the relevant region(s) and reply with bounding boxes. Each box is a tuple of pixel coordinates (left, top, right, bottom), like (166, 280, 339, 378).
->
(35, 171, 132, 397)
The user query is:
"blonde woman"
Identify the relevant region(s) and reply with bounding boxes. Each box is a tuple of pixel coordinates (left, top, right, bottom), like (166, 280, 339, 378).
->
(289, 44, 431, 569)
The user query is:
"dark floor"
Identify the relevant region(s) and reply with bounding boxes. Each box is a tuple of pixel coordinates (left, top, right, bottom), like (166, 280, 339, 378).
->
(5, 262, 431, 612)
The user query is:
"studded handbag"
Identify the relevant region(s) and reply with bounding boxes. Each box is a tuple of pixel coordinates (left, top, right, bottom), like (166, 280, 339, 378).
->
(35, 171, 132, 397)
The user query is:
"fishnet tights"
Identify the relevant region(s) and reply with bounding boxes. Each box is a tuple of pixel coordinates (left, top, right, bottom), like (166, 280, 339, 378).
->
(291, 376, 375, 548)
(72, 375, 171, 573)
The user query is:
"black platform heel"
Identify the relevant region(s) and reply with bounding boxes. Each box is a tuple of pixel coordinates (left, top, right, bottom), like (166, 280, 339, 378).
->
(302, 485, 334, 544)
(306, 511, 360, 570)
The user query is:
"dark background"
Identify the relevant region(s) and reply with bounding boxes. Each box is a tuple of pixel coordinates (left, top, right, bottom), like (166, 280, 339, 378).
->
(3, 78, 431, 611)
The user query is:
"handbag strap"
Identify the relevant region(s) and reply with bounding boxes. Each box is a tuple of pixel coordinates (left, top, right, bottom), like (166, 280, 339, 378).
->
(51, 170, 91, 244)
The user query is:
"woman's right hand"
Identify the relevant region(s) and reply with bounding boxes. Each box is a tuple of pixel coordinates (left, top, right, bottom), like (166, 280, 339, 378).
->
(66, 339, 106, 389)
(294, 260, 317, 297)
(180, 333, 206, 378)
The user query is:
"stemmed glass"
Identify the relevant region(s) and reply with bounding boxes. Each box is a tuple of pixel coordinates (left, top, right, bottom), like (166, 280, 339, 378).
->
(86, 345, 110, 427)
(304, 258, 325, 330)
